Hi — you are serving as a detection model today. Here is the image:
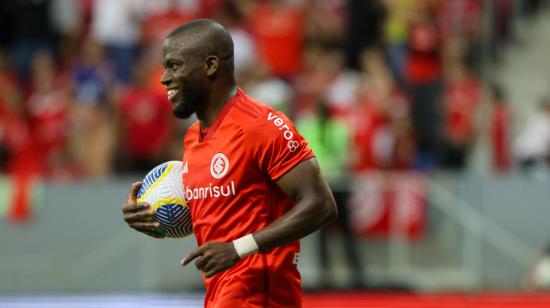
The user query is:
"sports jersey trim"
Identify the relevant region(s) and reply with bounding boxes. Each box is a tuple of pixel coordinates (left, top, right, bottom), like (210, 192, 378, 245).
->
(271, 154, 316, 181)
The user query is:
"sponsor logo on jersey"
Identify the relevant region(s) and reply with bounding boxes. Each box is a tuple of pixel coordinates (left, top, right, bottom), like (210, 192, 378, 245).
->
(210, 153, 229, 179)
(184, 181, 237, 201)
(267, 112, 300, 152)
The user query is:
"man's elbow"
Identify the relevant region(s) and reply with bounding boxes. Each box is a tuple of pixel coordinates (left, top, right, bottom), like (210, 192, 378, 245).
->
(321, 199, 338, 225)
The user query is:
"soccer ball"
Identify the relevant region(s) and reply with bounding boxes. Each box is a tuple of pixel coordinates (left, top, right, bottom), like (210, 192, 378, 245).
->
(136, 161, 193, 238)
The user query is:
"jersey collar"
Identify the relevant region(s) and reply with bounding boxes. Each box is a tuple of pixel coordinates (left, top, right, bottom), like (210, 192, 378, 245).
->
(199, 88, 243, 142)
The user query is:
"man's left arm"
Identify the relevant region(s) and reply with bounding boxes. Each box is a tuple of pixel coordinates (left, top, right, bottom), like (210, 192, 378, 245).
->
(252, 157, 338, 250)
(182, 157, 337, 277)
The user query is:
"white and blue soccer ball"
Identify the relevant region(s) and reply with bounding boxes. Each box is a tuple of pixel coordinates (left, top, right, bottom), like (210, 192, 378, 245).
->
(136, 161, 193, 238)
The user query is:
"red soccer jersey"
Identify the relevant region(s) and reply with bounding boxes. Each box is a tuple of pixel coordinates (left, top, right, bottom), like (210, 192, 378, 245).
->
(182, 89, 314, 308)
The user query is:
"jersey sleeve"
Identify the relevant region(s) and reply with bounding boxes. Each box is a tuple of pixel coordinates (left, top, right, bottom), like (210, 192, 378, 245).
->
(248, 110, 315, 181)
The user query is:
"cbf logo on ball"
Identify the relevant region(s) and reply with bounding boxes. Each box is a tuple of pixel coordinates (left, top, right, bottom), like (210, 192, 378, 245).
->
(210, 152, 229, 179)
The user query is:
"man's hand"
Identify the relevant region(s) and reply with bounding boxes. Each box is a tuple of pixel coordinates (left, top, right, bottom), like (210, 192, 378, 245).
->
(122, 182, 165, 238)
(181, 242, 240, 278)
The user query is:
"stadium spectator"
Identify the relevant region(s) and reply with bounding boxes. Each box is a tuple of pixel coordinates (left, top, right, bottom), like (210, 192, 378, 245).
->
(68, 38, 116, 177)
(0, 51, 24, 173)
(51, 0, 82, 71)
(514, 97, 550, 178)
(0, 0, 536, 180)
(9, 0, 56, 84)
(345, 0, 384, 69)
(294, 46, 349, 117)
(381, 0, 413, 88)
(437, 0, 482, 72)
(248, 0, 305, 79)
(114, 59, 174, 173)
(405, 0, 443, 170)
(243, 60, 293, 115)
(297, 98, 366, 289)
(71, 38, 112, 108)
(349, 47, 411, 171)
(439, 41, 482, 170)
(142, 0, 199, 46)
(25, 51, 72, 177)
(303, 0, 346, 48)
(489, 84, 512, 174)
(91, 0, 145, 85)
(216, 2, 257, 75)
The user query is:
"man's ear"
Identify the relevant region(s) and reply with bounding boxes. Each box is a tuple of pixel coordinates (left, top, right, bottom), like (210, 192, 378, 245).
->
(204, 55, 219, 77)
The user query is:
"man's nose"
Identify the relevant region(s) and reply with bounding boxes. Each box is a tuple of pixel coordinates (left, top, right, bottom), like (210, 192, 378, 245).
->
(160, 70, 171, 85)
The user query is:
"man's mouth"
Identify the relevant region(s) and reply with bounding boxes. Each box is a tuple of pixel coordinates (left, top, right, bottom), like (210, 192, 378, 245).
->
(167, 89, 178, 102)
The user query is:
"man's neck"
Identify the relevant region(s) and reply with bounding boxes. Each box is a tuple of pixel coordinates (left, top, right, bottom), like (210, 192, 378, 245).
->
(198, 85, 237, 129)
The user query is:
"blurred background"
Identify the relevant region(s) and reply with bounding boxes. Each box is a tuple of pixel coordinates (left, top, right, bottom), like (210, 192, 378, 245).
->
(2, 0, 550, 307)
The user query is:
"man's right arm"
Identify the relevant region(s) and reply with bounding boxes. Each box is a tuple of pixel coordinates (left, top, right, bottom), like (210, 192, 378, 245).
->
(122, 182, 165, 238)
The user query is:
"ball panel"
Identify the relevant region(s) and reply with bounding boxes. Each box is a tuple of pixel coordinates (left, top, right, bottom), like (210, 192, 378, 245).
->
(137, 162, 174, 201)
(135, 161, 192, 238)
(154, 203, 193, 238)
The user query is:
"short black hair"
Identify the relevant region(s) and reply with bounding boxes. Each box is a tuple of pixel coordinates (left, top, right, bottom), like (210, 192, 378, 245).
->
(167, 19, 234, 64)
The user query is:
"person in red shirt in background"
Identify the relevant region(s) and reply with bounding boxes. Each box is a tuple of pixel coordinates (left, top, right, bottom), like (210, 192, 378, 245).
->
(349, 83, 388, 171)
(115, 59, 174, 173)
(0, 97, 39, 223)
(25, 51, 73, 177)
(489, 84, 512, 174)
(1, 51, 54, 222)
(142, 1, 199, 45)
(249, 0, 304, 79)
(405, 0, 443, 170)
(293, 46, 348, 117)
(350, 47, 415, 171)
(141, 0, 200, 100)
(0, 52, 34, 175)
(439, 42, 481, 170)
(437, 0, 482, 71)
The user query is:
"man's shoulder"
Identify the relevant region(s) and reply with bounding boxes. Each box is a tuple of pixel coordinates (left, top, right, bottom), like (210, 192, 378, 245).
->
(230, 93, 266, 121)
(229, 91, 283, 130)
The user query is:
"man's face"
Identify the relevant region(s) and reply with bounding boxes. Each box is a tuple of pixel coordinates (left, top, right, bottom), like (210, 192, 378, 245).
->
(161, 37, 206, 119)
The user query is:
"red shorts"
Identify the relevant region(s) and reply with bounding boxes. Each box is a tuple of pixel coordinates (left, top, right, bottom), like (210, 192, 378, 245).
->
(203, 247, 302, 308)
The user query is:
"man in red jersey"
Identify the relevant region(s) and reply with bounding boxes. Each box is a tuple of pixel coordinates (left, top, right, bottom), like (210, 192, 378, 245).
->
(122, 19, 337, 307)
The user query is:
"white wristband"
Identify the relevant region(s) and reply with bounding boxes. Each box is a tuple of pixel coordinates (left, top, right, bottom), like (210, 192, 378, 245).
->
(232, 234, 259, 259)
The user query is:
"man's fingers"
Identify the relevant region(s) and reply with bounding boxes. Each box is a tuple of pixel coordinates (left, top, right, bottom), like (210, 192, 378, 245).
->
(195, 254, 211, 271)
(129, 221, 161, 231)
(122, 201, 150, 214)
(144, 230, 165, 239)
(124, 208, 155, 222)
(182, 245, 207, 266)
(128, 182, 142, 203)
(182, 250, 201, 266)
(201, 259, 216, 274)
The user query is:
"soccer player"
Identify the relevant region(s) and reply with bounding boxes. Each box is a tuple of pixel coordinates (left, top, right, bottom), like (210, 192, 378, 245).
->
(122, 19, 337, 307)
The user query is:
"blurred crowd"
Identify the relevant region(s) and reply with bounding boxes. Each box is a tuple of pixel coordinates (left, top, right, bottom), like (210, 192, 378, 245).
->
(0, 0, 546, 180)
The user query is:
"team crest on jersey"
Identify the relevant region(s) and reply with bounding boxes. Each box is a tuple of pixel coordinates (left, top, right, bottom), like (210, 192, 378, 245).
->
(210, 152, 229, 179)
